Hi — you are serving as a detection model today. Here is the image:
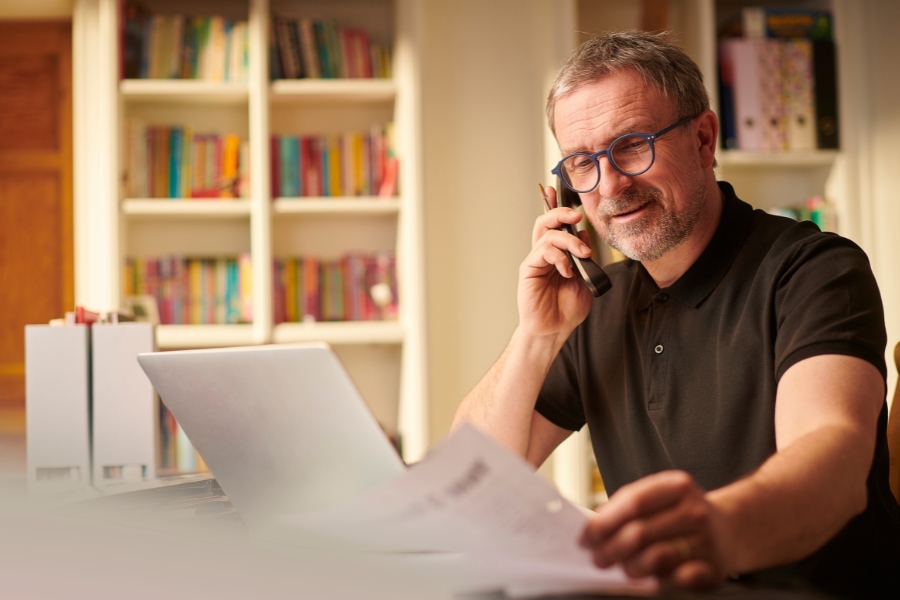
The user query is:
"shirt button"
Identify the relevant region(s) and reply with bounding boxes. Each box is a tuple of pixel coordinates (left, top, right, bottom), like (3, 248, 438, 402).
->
(657, 293, 669, 302)
(655, 344, 664, 354)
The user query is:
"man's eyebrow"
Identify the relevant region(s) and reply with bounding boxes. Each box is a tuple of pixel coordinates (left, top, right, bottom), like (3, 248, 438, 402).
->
(560, 122, 659, 156)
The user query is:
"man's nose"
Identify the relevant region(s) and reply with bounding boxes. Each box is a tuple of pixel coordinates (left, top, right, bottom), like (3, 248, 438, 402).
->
(595, 157, 632, 200)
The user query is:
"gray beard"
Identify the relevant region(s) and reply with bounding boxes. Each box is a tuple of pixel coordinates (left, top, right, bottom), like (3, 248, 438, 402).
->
(593, 181, 707, 262)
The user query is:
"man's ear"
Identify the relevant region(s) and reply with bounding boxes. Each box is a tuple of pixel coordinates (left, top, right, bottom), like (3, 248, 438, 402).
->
(695, 110, 719, 169)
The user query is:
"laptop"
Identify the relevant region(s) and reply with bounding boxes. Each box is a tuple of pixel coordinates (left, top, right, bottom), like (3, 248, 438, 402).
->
(136, 343, 406, 533)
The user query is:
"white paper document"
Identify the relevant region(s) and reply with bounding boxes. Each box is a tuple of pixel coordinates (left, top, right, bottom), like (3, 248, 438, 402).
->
(279, 424, 656, 596)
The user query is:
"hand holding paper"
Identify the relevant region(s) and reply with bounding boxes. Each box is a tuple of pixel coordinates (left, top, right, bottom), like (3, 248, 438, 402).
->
(279, 424, 656, 596)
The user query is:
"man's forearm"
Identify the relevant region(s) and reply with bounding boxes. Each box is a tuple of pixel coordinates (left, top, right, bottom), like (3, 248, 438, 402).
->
(708, 424, 873, 574)
(452, 327, 566, 457)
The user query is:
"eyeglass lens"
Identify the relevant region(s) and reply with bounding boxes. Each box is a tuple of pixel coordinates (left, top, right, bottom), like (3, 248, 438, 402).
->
(560, 135, 653, 192)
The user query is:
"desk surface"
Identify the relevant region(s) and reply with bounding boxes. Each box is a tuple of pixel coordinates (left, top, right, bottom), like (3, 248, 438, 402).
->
(0, 478, 840, 600)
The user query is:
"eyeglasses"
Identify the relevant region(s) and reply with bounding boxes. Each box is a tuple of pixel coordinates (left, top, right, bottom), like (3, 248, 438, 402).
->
(552, 114, 698, 194)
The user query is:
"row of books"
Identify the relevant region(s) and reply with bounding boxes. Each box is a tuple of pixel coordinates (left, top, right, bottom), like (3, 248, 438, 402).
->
(123, 2, 249, 82)
(718, 9, 838, 152)
(125, 122, 248, 199)
(123, 255, 253, 325)
(271, 127, 397, 198)
(273, 253, 398, 324)
(768, 196, 835, 232)
(270, 15, 391, 80)
(159, 402, 206, 473)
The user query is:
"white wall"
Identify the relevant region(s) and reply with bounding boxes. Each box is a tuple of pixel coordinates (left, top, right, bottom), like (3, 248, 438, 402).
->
(421, 0, 568, 442)
(859, 0, 900, 402)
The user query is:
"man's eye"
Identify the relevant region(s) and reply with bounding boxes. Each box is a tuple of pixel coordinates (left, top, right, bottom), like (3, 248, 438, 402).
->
(566, 156, 593, 172)
(617, 138, 649, 153)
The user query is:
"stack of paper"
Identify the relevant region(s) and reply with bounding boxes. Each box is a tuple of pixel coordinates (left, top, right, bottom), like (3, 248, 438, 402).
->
(279, 424, 655, 597)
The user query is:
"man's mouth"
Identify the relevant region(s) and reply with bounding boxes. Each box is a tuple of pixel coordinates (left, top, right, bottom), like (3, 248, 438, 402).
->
(610, 201, 651, 220)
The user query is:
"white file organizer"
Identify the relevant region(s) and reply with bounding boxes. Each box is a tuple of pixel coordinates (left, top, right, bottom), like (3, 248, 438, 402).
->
(91, 322, 157, 486)
(25, 325, 92, 493)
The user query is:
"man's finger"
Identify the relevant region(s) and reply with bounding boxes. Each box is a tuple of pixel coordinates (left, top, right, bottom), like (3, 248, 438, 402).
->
(589, 498, 707, 567)
(531, 208, 582, 245)
(620, 537, 688, 578)
(670, 559, 719, 589)
(582, 471, 697, 544)
(546, 184, 558, 209)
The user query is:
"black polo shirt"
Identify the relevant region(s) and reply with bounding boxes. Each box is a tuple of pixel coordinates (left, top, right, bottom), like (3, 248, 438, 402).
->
(536, 181, 900, 597)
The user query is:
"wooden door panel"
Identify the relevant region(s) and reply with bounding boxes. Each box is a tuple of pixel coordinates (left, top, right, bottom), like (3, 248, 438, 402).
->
(0, 21, 71, 411)
(0, 173, 62, 363)
(0, 56, 59, 150)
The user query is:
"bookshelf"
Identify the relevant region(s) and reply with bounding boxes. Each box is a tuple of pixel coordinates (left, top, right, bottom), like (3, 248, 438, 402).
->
(74, 0, 428, 463)
(545, 0, 855, 507)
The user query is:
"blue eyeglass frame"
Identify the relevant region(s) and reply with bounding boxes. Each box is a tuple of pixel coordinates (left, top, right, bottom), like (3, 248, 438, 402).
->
(551, 114, 698, 194)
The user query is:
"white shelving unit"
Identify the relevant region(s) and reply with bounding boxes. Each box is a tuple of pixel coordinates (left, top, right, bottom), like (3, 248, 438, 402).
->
(120, 79, 250, 104)
(546, 0, 853, 507)
(122, 199, 253, 218)
(273, 197, 400, 214)
(73, 0, 428, 462)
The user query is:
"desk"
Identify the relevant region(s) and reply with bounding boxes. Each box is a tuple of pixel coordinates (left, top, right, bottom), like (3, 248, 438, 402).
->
(0, 478, 839, 600)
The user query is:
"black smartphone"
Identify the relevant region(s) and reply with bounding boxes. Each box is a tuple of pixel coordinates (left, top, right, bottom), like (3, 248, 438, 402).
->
(550, 181, 612, 298)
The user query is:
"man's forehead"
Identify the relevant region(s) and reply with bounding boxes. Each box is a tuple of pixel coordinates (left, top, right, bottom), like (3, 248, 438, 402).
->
(553, 71, 674, 150)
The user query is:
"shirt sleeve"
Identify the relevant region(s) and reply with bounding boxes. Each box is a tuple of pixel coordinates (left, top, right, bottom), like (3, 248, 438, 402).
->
(534, 335, 587, 432)
(773, 232, 887, 383)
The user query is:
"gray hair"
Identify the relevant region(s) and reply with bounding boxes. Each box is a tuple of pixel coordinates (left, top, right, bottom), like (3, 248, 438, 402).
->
(546, 30, 710, 135)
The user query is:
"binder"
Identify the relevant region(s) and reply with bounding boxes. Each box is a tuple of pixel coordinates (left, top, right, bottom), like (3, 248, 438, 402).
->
(783, 39, 816, 151)
(720, 39, 763, 151)
(813, 39, 839, 149)
(91, 322, 157, 486)
(25, 325, 91, 493)
(759, 39, 787, 152)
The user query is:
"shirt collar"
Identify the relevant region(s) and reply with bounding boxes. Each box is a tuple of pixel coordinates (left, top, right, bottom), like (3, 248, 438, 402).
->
(635, 181, 753, 309)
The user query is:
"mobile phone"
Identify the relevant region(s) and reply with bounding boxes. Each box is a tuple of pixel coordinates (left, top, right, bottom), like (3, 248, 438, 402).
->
(546, 181, 612, 298)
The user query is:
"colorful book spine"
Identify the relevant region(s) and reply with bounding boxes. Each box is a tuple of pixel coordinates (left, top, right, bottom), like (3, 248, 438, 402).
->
(158, 402, 206, 473)
(270, 15, 389, 80)
(269, 127, 394, 199)
(272, 252, 398, 322)
(126, 125, 247, 199)
(124, 256, 253, 325)
(121, 4, 249, 82)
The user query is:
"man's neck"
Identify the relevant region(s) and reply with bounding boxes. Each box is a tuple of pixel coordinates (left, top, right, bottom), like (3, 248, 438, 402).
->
(642, 180, 724, 289)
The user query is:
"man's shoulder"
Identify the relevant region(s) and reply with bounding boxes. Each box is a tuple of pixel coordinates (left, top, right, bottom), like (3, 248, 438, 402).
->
(744, 209, 866, 266)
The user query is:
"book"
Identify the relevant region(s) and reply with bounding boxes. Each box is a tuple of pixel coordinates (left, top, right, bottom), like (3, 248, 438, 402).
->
(273, 252, 398, 323)
(125, 124, 247, 199)
(127, 256, 252, 325)
(270, 127, 394, 199)
(298, 18, 320, 79)
(271, 15, 390, 80)
(122, 5, 249, 82)
(276, 15, 301, 79)
(720, 8, 833, 40)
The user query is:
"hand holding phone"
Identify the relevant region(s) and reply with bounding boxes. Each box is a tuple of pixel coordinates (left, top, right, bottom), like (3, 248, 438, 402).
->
(538, 183, 612, 298)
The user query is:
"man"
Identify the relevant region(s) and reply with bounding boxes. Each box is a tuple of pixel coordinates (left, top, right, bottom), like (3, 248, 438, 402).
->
(453, 31, 900, 597)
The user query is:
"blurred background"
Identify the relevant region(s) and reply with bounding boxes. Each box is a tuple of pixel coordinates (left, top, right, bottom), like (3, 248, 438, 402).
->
(2, 0, 898, 508)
